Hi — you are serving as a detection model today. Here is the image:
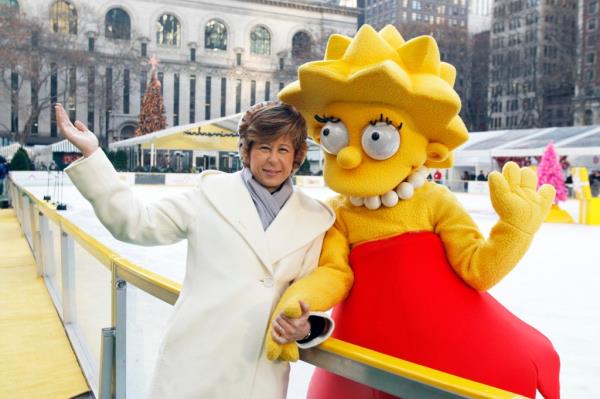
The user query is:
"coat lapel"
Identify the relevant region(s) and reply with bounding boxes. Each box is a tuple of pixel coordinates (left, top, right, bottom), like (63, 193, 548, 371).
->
(200, 171, 272, 272)
(266, 189, 335, 265)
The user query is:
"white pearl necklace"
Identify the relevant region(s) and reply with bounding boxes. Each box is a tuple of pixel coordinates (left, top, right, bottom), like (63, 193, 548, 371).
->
(348, 166, 429, 210)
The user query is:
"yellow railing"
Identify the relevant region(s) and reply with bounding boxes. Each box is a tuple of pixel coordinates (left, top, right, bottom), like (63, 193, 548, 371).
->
(7, 177, 524, 399)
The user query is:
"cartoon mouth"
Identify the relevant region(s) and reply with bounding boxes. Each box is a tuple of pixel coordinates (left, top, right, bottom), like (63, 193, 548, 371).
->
(348, 166, 429, 210)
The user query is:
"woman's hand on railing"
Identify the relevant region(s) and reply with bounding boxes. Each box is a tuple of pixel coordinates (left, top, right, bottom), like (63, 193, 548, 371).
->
(55, 103, 99, 158)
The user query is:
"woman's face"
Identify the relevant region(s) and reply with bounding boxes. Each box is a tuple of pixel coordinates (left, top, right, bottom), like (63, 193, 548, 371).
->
(249, 134, 296, 192)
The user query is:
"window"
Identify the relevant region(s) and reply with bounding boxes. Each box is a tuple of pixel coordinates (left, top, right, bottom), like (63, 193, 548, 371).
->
(190, 75, 196, 123)
(236, 52, 241, 66)
(105, 8, 130, 40)
(589, 18, 597, 31)
(156, 14, 180, 46)
(250, 26, 270, 55)
(584, 109, 593, 125)
(10, 71, 18, 134)
(190, 47, 196, 62)
(235, 79, 241, 113)
(205, 19, 227, 50)
(141, 42, 147, 57)
(265, 81, 270, 101)
(140, 70, 147, 105)
(0, 0, 19, 15)
(590, 0, 598, 13)
(292, 31, 312, 59)
(105, 67, 113, 135)
(205, 76, 212, 120)
(250, 80, 256, 106)
(87, 66, 95, 131)
(51, 63, 57, 136)
(68, 65, 76, 121)
(220, 77, 227, 117)
(279, 57, 284, 70)
(587, 52, 596, 64)
(88, 37, 95, 52)
(174, 73, 179, 126)
(279, 82, 284, 91)
(158, 72, 164, 96)
(123, 69, 130, 114)
(31, 78, 38, 134)
(50, 0, 77, 34)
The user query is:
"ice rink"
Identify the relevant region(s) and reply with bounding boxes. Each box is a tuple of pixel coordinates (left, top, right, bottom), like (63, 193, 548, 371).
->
(21, 179, 600, 398)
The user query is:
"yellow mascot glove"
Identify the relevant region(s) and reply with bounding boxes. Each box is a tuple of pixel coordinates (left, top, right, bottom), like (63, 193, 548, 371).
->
(489, 161, 555, 235)
(265, 295, 305, 362)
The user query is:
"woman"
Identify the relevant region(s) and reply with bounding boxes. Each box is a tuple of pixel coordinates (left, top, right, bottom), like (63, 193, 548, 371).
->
(56, 101, 335, 399)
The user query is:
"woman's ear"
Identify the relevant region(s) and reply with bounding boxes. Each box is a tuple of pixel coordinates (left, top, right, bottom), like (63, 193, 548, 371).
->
(426, 142, 449, 163)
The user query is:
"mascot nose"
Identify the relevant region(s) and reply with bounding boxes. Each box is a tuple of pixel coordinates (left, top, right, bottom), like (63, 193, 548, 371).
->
(337, 147, 362, 169)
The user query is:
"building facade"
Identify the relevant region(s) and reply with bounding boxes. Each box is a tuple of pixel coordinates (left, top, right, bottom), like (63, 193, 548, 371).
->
(360, 0, 470, 125)
(0, 0, 358, 145)
(574, 0, 600, 125)
(488, 0, 577, 130)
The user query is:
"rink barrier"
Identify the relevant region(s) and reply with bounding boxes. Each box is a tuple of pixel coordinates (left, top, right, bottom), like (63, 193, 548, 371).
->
(7, 177, 525, 399)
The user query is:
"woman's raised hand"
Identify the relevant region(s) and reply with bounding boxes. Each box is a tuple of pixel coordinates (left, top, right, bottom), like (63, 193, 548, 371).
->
(55, 103, 99, 158)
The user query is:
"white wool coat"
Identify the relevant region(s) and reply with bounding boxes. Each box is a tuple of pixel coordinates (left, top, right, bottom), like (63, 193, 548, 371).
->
(65, 149, 335, 399)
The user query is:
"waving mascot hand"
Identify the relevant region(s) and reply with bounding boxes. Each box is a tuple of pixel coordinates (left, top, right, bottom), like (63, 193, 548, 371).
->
(265, 25, 560, 399)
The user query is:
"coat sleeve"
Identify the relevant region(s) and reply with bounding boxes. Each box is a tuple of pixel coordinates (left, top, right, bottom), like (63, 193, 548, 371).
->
(432, 187, 534, 291)
(65, 149, 200, 246)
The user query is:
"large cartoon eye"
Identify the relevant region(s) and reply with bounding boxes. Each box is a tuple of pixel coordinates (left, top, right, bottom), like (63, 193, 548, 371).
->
(320, 122, 349, 155)
(361, 122, 400, 160)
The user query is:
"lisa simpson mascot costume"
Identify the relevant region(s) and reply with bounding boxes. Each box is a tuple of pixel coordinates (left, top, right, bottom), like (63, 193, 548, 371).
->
(265, 25, 560, 399)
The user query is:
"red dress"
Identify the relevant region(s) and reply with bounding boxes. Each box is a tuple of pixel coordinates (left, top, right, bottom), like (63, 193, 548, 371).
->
(308, 232, 560, 399)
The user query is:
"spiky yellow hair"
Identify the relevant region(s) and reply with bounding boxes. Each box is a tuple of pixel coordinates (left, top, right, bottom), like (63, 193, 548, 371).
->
(279, 24, 468, 151)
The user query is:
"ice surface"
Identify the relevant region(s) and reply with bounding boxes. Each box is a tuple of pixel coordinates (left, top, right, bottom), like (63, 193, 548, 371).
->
(23, 183, 600, 399)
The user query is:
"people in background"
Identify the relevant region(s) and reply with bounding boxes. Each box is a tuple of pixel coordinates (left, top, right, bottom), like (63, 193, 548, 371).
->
(477, 170, 487, 181)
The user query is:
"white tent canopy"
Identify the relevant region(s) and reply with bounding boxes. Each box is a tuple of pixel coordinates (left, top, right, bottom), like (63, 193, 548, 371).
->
(109, 114, 242, 150)
(455, 126, 600, 167)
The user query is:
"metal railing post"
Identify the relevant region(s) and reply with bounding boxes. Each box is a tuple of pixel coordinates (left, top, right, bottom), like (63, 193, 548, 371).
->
(32, 208, 43, 276)
(115, 279, 127, 399)
(99, 327, 115, 399)
(38, 214, 51, 277)
(61, 231, 76, 323)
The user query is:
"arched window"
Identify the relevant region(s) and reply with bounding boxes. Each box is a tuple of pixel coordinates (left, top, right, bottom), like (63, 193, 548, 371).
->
(120, 125, 136, 139)
(105, 8, 130, 40)
(156, 14, 180, 46)
(584, 109, 593, 126)
(292, 31, 312, 59)
(50, 0, 77, 34)
(205, 20, 227, 50)
(250, 26, 270, 55)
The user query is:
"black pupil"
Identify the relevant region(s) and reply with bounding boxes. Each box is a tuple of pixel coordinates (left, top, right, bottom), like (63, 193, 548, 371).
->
(323, 128, 330, 136)
(371, 132, 380, 141)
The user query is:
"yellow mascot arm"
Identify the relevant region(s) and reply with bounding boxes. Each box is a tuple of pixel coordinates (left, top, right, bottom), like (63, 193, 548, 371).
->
(265, 217, 354, 361)
(434, 163, 554, 291)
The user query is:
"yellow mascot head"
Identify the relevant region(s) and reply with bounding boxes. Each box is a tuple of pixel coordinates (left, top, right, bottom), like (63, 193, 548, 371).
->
(279, 24, 468, 198)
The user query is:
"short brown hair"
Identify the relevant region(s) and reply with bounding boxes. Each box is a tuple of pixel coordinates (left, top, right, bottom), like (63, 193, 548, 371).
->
(238, 101, 308, 170)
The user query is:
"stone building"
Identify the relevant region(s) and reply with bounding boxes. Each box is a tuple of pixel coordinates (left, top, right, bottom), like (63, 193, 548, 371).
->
(574, 0, 600, 125)
(0, 0, 358, 145)
(488, 0, 577, 130)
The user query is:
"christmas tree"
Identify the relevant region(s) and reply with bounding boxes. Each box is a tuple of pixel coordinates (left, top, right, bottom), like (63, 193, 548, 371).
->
(537, 141, 567, 203)
(135, 55, 167, 136)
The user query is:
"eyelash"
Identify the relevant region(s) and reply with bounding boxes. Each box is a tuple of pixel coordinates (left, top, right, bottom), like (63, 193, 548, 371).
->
(314, 114, 341, 124)
(369, 113, 403, 131)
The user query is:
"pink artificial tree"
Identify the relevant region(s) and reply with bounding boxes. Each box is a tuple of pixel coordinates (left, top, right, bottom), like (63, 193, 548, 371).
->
(537, 141, 567, 203)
